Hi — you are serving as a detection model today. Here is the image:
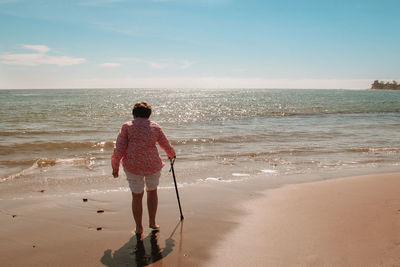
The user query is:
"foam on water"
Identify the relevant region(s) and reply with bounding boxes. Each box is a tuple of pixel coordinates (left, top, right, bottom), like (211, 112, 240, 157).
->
(232, 173, 250, 177)
(199, 176, 248, 183)
(204, 177, 222, 181)
(1, 156, 96, 181)
(261, 169, 278, 174)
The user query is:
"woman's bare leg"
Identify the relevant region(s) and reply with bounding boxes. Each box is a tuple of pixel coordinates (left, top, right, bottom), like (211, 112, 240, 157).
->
(132, 192, 144, 234)
(147, 189, 159, 229)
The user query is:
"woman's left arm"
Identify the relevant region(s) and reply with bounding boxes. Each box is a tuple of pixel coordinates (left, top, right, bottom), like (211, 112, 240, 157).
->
(158, 128, 176, 159)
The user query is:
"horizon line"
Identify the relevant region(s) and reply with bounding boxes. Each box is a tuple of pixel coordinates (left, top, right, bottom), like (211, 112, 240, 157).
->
(0, 87, 370, 90)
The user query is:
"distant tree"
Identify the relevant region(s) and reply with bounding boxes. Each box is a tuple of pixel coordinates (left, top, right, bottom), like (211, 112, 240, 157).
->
(371, 80, 381, 89)
(371, 80, 400, 90)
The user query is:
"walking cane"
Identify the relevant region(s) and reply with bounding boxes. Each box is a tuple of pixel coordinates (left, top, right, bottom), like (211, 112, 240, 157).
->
(170, 158, 184, 220)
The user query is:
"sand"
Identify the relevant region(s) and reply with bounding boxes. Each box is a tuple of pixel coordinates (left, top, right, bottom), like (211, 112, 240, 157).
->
(1, 172, 400, 266)
(0, 180, 248, 267)
(207, 172, 400, 267)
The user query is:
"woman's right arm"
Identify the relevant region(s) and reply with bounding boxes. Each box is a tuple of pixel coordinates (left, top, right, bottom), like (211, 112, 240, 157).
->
(111, 124, 129, 177)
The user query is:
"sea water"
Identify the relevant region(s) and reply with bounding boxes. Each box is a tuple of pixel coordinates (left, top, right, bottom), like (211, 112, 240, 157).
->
(1, 88, 399, 198)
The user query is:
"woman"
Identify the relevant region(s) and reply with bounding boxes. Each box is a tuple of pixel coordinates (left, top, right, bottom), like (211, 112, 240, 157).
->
(112, 102, 176, 235)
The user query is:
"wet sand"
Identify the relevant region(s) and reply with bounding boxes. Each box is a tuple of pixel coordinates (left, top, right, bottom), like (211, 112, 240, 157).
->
(1, 172, 400, 266)
(0, 179, 250, 267)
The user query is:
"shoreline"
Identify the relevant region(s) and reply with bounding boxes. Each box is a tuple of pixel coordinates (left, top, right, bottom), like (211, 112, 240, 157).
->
(1, 171, 400, 266)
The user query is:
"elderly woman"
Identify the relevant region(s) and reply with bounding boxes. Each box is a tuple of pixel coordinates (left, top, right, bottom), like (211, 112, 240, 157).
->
(112, 102, 176, 234)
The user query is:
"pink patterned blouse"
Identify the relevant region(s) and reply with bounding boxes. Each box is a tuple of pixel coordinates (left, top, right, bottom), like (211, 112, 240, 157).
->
(111, 118, 176, 175)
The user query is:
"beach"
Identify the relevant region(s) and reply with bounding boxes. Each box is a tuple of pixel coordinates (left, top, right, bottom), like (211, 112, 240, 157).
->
(2, 0, 400, 264)
(1, 171, 399, 266)
(207, 172, 400, 267)
(1, 88, 400, 266)
(2, 0, 400, 263)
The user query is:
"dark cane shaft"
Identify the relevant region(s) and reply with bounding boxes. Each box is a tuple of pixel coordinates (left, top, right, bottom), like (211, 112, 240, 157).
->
(170, 160, 184, 220)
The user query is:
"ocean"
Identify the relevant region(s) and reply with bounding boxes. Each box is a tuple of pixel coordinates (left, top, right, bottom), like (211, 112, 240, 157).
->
(1, 88, 399, 199)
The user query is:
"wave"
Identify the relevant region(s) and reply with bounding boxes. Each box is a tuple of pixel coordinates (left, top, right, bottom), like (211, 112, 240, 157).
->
(1, 163, 38, 182)
(0, 129, 100, 136)
(198, 177, 248, 183)
(170, 134, 283, 145)
(1, 157, 95, 182)
(215, 149, 317, 159)
(36, 157, 95, 168)
(171, 136, 242, 145)
(160, 110, 400, 124)
(215, 146, 400, 159)
(346, 147, 400, 153)
(0, 141, 115, 154)
(0, 159, 37, 166)
(166, 146, 395, 161)
(0, 135, 308, 152)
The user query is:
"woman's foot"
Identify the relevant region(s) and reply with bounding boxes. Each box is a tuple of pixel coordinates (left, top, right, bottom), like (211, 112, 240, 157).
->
(149, 223, 160, 230)
(135, 233, 143, 241)
(135, 225, 144, 234)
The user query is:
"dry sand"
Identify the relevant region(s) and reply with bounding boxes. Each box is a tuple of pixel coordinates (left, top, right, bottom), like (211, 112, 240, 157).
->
(1, 172, 400, 266)
(207, 172, 400, 267)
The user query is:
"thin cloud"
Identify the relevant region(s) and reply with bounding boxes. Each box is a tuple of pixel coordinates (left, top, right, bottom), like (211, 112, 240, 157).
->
(23, 44, 50, 53)
(149, 62, 164, 69)
(100, 62, 121, 67)
(180, 60, 194, 69)
(118, 57, 167, 69)
(1, 45, 85, 66)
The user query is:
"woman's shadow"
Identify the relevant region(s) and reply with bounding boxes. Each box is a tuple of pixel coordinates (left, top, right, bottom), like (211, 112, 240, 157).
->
(101, 222, 180, 267)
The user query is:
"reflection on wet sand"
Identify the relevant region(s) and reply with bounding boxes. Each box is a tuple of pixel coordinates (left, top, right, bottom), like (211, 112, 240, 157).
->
(101, 221, 183, 267)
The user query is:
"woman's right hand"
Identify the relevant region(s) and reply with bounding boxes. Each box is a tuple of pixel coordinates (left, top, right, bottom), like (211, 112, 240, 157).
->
(112, 170, 119, 178)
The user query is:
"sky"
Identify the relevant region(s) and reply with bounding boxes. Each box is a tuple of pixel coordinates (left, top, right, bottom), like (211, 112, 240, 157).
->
(0, 0, 399, 89)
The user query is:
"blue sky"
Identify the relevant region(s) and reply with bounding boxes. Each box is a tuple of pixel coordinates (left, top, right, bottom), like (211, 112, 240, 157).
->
(0, 0, 399, 89)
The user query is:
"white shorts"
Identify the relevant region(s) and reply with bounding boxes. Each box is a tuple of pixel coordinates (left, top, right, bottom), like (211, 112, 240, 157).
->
(124, 170, 161, 194)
